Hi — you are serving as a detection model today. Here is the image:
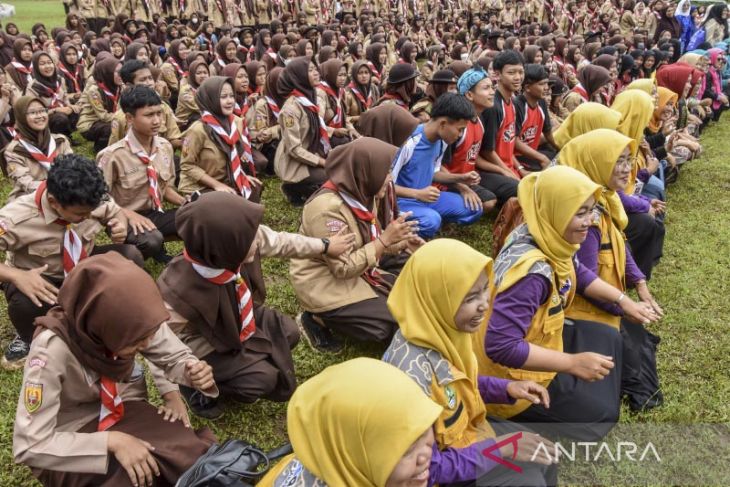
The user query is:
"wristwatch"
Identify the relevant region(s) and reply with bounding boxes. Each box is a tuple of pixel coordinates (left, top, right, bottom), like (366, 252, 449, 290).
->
(321, 238, 330, 254)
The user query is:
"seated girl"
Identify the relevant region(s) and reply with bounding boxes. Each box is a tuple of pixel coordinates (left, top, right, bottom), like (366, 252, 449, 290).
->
(159, 192, 352, 418)
(0, 96, 73, 201)
(345, 59, 379, 127)
(318, 59, 359, 146)
(76, 56, 120, 153)
(384, 239, 557, 486)
(25, 51, 80, 139)
(274, 57, 330, 205)
(290, 137, 420, 352)
(559, 128, 665, 411)
(13, 253, 217, 487)
(175, 59, 209, 131)
(178, 76, 261, 200)
(250, 67, 284, 175)
(479, 167, 659, 441)
(258, 358, 443, 486)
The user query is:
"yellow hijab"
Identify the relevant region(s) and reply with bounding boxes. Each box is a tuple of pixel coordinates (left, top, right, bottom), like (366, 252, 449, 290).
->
(553, 102, 622, 148)
(649, 86, 678, 132)
(518, 166, 602, 290)
(626, 77, 658, 95)
(558, 128, 635, 230)
(611, 89, 654, 156)
(388, 238, 493, 389)
(283, 358, 442, 487)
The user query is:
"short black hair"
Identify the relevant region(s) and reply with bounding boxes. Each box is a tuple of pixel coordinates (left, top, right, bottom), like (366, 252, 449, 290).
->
(430, 92, 475, 121)
(523, 64, 548, 85)
(46, 154, 109, 208)
(120, 85, 161, 114)
(120, 59, 150, 84)
(493, 50, 524, 71)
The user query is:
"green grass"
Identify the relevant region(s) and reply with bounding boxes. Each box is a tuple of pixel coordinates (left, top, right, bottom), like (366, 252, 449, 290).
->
(3, 0, 67, 35)
(1, 2, 730, 484)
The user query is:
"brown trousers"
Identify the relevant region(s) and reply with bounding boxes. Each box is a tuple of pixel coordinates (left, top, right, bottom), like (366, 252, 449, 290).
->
(34, 401, 216, 487)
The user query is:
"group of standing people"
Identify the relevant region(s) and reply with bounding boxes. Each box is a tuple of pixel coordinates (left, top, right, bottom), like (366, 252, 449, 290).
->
(0, 0, 724, 485)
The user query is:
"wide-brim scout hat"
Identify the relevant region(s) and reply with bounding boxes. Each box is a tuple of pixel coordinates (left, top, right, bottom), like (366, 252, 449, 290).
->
(429, 69, 458, 84)
(388, 63, 420, 84)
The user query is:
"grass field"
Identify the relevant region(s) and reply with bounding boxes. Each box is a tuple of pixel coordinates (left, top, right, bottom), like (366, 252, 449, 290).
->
(1, 1, 730, 484)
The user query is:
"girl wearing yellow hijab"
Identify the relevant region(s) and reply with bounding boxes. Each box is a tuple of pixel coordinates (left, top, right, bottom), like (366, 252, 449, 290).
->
(559, 129, 665, 412)
(611, 89, 668, 280)
(383, 239, 557, 485)
(552, 102, 622, 149)
(258, 358, 443, 486)
(479, 167, 658, 441)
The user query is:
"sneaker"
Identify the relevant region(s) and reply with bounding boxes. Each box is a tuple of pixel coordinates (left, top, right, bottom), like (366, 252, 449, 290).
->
(296, 312, 344, 354)
(180, 385, 224, 420)
(2, 335, 29, 370)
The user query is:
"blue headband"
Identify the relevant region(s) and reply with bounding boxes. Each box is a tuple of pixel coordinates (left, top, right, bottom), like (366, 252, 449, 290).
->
(458, 67, 488, 95)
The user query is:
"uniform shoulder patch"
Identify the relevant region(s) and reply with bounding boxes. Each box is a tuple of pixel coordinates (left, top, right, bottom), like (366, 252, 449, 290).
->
(24, 382, 43, 413)
(0, 218, 9, 236)
(282, 113, 295, 128)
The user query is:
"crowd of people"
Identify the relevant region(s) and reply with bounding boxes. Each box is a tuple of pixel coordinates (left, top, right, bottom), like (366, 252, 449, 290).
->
(0, 0, 727, 484)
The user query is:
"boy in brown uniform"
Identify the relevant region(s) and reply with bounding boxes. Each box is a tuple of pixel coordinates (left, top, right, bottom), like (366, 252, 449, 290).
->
(98, 86, 184, 263)
(0, 154, 138, 367)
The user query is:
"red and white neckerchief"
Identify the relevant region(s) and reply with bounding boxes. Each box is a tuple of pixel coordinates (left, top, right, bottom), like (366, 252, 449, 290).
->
(183, 249, 256, 342)
(265, 96, 280, 120)
(57, 62, 81, 93)
(98, 371, 124, 432)
(571, 83, 588, 102)
(16, 135, 58, 171)
(322, 180, 383, 286)
(366, 61, 382, 83)
(216, 56, 226, 70)
(97, 82, 119, 111)
(347, 82, 373, 110)
(291, 89, 331, 154)
(319, 81, 344, 128)
(381, 92, 408, 109)
(201, 111, 254, 198)
(11, 60, 32, 85)
(237, 45, 251, 63)
(168, 56, 185, 78)
(125, 134, 163, 212)
(34, 181, 88, 276)
(37, 80, 64, 109)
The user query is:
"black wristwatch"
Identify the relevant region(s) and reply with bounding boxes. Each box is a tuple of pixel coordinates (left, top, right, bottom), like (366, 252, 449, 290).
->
(321, 238, 330, 254)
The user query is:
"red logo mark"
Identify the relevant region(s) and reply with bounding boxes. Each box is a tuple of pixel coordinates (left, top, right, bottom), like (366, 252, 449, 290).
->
(482, 432, 524, 473)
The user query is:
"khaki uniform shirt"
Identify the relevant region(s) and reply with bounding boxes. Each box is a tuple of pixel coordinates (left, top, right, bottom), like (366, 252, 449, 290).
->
(178, 116, 247, 195)
(25, 82, 80, 113)
(108, 102, 182, 145)
(3, 135, 73, 202)
(97, 130, 176, 213)
(77, 84, 115, 134)
(167, 224, 324, 357)
(249, 96, 281, 149)
(160, 62, 182, 95)
(13, 325, 218, 474)
(274, 97, 322, 184)
(175, 83, 198, 129)
(290, 191, 385, 313)
(0, 192, 121, 280)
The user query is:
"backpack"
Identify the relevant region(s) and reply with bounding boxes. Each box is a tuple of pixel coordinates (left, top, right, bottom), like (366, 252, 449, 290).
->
(491, 197, 523, 258)
(686, 27, 706, 51)
(175, 440, 292, 487)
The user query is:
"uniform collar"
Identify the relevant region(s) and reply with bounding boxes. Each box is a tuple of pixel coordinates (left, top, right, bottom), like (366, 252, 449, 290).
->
(124, 128, 161, 159)
(39, 191, 64, 226)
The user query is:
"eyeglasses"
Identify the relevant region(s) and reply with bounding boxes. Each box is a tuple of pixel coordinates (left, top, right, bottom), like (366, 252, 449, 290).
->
(27, 109, 49, 117)
(615, 156, 636, 169)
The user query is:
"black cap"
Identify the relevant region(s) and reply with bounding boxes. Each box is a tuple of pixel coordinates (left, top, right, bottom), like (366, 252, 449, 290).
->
(388, 63, 420, 84)
(429, 69, 458, 84)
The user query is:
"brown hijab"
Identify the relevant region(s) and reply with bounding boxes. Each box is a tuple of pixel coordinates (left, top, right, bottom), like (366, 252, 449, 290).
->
(264, 67, 285, 124)
(35, 253, 169, 382)
(92, 57, 121, 112)
(5, 38, 32, 90)
(245, 61, 263, 94)
(278, 57, 324, 154)
(187, 59, 209, 89)
(358, 103, 419, 146)
(31, 51, 59, 93)
(578, 64, 612, 98)
(158, 192, 264, 353)
(314, 137, 397, 242)
(11, 95, 63, 155)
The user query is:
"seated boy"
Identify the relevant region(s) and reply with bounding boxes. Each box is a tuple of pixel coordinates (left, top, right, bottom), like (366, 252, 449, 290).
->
(0, 154, 139, 367)
(391, 93, 483, 239)
(515, 64, 559, 171)
(97, 85, 185, 263)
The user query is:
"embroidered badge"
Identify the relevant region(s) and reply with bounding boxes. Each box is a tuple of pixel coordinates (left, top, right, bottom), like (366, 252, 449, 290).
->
(0, 219, 8, 236)
(283, 114, 295, 128)
(551, 293, 560, 306)
(325, 219, 346, 234)
(24, 382, 43, 413)
(445, 385, 457, 410)
(28, 357, 46, 368)
(283, 460, 304, 486)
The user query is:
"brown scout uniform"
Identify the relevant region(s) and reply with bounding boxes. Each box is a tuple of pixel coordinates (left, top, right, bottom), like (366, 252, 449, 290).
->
(289, 191, 398, 342)
(98, 131, 176, 214)
(249, 96, 281, 150)
(0, 192, 122, 281)
(274, 96, 323, 184)
(3, 135, 73, 202)
(25, 83, 80, 114)
(13, 324, 218, 475)
(108, 102, 182, 145)
(178, 116, 248, 195)
(76, 84, 114, 135)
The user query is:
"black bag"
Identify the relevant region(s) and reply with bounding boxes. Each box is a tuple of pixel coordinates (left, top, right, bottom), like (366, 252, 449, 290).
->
(175, 440, 293, 487)
(620, 319, 663, 411)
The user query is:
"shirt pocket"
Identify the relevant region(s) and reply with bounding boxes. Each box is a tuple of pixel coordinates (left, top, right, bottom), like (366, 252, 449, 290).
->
(27, 240, 60, 259)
